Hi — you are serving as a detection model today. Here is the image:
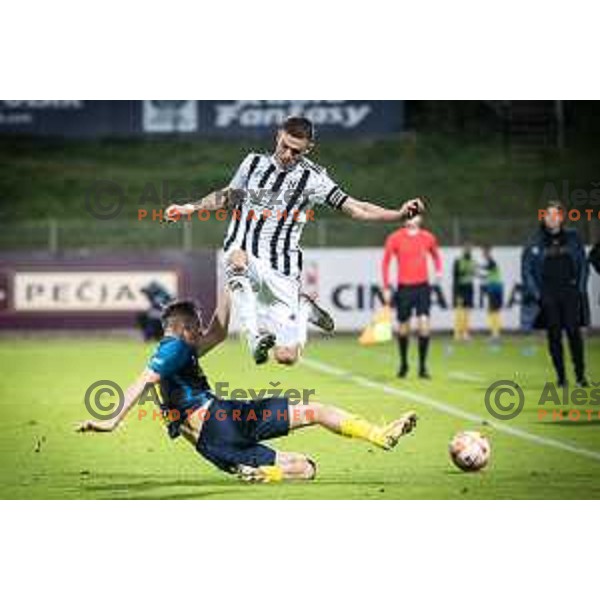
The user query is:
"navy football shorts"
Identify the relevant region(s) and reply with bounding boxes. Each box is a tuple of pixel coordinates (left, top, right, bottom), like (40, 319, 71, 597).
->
(196, 397, 290, 473)
(486, 284, 504, 311)
(454, 284, 474, 309)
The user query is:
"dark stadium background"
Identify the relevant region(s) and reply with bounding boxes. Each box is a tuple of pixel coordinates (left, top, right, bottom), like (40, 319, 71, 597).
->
(0, 100, 599, 331)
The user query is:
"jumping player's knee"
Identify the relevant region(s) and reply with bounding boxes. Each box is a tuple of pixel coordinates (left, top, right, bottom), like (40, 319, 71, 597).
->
(274, 346, 299, 365)
(227, 249, 248, 272)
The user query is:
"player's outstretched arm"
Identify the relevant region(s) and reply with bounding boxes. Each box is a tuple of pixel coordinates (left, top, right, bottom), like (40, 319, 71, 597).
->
(197, 288, 232, 357)
(429, 235, 443, 284)
(341, 197, 424, 222)
(381, 236, 395, 305)
(165, 188, 232, 221)
(76, 369, 161, 433)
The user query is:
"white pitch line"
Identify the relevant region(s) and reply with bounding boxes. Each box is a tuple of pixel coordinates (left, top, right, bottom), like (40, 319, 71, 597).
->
(303, 358, 600, 463)
(448, 371, 485, 383)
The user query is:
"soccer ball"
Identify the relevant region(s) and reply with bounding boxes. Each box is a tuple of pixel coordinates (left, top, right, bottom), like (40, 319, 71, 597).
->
(449, 431, 491, 472)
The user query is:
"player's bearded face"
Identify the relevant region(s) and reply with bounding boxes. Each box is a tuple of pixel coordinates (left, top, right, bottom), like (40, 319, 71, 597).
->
(274, 131, 312, 167)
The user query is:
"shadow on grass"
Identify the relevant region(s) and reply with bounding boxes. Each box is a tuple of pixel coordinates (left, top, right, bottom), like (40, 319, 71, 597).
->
(68, 471, 400, 498)
(61, 472, 221, 497)
(539, 419, 600, 427)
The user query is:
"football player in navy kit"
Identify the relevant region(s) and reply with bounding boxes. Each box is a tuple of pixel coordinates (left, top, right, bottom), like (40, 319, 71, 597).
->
(77, 292, 417, 483)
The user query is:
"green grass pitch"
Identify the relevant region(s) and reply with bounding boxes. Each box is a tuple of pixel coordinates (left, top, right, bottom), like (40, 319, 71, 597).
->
(1, 333, 600, 499)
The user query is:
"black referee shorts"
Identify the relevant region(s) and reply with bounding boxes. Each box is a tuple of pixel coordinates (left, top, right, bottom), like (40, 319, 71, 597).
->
(395, 283, 431, 323)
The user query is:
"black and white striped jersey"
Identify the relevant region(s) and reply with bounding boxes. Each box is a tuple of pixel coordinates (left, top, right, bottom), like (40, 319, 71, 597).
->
(222, 152, 348, 278)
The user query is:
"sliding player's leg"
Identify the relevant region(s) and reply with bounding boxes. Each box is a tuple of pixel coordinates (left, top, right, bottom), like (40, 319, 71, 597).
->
(239, 400, 417, 482)
(237, 452, 316, 482)
(179, 396, 317, 483)
(183, 397, 310, 483)
(225, 249, 275, 364)
(288, 401, 417, 450)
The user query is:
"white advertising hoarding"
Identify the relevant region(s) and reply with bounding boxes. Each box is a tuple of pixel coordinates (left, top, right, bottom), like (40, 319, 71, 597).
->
(14, 271, 179, 312)
(218, 247, 600, 332)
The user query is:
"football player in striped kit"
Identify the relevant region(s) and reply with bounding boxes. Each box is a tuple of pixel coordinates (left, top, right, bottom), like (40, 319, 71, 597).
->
(166, 116, 424, 366)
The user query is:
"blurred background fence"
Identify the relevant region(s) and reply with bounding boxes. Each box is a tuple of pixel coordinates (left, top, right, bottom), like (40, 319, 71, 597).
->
(1, 216, 597, 254)
(2, 100, 600, 254)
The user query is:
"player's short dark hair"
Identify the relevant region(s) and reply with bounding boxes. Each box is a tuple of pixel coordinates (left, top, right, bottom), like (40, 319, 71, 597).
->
(281, 116, 315, 141)
(546, 199, 565, 212)
(161, 300, 201, 328)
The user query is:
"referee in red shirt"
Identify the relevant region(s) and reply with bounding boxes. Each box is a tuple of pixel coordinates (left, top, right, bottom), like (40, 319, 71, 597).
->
(382, 216, 442, 378)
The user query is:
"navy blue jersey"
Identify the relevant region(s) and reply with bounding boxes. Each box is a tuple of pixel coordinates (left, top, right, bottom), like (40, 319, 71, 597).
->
(147, 336, 212, 437)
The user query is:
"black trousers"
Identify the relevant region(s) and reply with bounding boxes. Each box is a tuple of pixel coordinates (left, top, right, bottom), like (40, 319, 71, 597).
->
(540, 287, 585, 382)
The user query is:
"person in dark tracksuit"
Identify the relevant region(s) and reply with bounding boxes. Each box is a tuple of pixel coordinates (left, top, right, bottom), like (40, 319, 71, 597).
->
(590, 240, 600, 276)
(137, 281, 175, 341)
(521, 201, 589, 387)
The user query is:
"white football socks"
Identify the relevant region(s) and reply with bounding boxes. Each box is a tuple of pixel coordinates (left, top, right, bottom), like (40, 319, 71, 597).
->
(229, 276, 259, 351)
(298, 295, 311, 348)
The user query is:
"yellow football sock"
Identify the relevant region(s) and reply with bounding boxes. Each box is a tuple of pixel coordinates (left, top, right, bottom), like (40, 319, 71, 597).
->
(260, 465, 284, 483)
(489, 311, 501, 337)
(463, 310, 471, 336)
(454, 307, 465, 339)
(340, 416, 385, 448)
